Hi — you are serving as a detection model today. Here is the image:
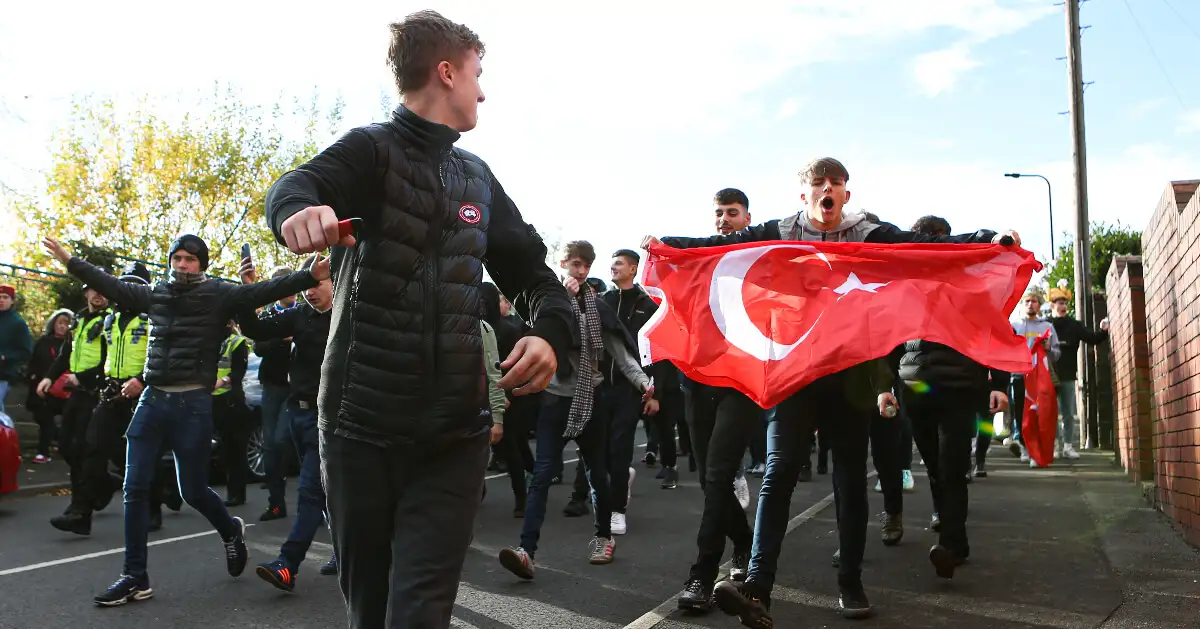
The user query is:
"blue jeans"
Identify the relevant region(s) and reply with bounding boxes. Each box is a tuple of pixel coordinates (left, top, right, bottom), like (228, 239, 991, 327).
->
(279, 397, 325, 572)
(0, 380, 9, 414)
(260, 383, 291, 508)
(520, 392, 611, 556)
(1056, 379, 1078, 447)
(123, 387, 238, 580)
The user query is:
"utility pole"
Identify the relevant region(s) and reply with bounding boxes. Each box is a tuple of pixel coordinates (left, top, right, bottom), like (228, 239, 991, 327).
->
(1066, 0, 1096, 448)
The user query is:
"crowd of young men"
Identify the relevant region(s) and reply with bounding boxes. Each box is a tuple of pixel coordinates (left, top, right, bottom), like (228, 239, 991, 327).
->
(10, 9, 1108, 629)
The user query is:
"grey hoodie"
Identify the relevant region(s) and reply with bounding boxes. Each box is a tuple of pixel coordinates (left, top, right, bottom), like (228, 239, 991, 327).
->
(1011, 317, 1061, 365)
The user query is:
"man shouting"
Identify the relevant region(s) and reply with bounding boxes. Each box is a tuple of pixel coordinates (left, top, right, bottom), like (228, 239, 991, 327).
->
(264, 10, 573, 629)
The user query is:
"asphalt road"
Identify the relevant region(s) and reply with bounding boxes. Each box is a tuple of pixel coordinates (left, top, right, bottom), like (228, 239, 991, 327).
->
(0, 445, 1158, 629)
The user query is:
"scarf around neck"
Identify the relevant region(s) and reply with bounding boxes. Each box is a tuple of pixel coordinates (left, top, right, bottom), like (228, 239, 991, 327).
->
(563, 285, 604, 439)
(168, 269, 207, 285)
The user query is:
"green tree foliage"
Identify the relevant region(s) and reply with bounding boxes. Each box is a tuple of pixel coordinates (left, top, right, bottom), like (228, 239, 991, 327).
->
(6, 85, 342, 322)
(1043, 221, 1142, 298)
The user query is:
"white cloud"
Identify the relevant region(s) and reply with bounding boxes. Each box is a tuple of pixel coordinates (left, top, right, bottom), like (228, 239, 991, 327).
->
(1130, 98, 1166, 121)
(776, 98, 804, 121)
(1180, 110, 1200, 133)
(911, 44, 982, 97)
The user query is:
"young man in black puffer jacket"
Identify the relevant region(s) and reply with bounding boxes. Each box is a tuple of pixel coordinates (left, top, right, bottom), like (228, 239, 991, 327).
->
(263, 12, 573, 628)
(42, 234, 324, 608)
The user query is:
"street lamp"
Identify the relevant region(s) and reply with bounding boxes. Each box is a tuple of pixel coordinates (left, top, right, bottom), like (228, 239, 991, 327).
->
(1004, 173, 1054, 254)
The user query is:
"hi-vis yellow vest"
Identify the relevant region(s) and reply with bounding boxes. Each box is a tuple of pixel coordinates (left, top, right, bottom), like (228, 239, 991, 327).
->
(104, 311, 150, 380)
(213, 334, 249, 396)
(69, 310, 108, 374)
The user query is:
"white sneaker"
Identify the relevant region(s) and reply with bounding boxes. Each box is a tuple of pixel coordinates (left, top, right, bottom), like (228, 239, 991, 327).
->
(1019, 445, 1030, 463)
(873, 479, 883, 493)
(611, 512, 627, 535)
(32, 454, 50, 464)
(1030, 459, 1040, 468)
(1063, 443, 1080, 459)
(733, 474, 751, 511)
(901, 470, 915, 492)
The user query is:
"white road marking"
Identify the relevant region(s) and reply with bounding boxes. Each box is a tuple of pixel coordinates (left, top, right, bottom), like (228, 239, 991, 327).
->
(0, 524, 258, 577)
(620, 471, 877, 629)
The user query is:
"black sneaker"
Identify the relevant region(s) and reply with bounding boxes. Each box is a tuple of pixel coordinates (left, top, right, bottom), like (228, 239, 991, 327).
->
(255, 560, 297, 592)
(643, 451, 658, 467)
(319, 555, 338, 576)
(930, 512, 942, 532)
(880, 512, 904, 546)
(661, 466, 679, 489)
(712, 580, 772, 628)
(837, 582, 874, 619)
(729, 549, 750, 582)
(50, 511, 91, 536)
(678, 578, 713, 612)
(929, 544, 958, 579)
(797, 466, 813, 483)
(94, 575, 153, 607)
(831, 548, 840, 567)
(223, 516, 248, 577)
(259, 504, 287, 522)
(563, 499, 589, 517)
(974, 463, 988, 478)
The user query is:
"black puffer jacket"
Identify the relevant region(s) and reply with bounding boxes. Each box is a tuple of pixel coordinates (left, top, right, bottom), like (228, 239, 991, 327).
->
(889, 339, 1009, 395)
(66, 258, 316, 388)
(266, 106, 573, 446)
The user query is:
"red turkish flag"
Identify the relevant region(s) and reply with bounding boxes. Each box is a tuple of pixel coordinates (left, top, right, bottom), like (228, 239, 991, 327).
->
(1022, 329, 1059, 468)
(638, 240, 1041, 408)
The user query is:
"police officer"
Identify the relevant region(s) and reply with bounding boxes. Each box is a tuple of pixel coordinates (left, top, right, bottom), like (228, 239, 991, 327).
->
(213, 321, 251, 506)
(41, 281, 110, 535)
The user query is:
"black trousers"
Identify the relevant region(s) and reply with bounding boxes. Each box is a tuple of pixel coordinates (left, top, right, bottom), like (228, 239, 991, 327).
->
(686, 385, 757, 582)
(33, 396, 64, 457)
(61, 389, 99, 514)
(214, 394, 249, 500)
(870, 414, 904, 516)
(901, 385, 975, 557)
(499, 393, 537, 509)
(73, 391, 137, 511)
(322, 428, 489, 629)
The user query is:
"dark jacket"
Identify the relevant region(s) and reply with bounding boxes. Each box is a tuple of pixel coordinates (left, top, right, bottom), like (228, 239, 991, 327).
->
(1048, 316, 1108, 381)
(600, 285, 665, 397)
(265, 105, 573, 446)
(65, 257, 317, 389)
(888, 340, 1008, 401)
(0, 308, 32, 383)
(661, 211, 997, 249)
(46, 307, 109, 391)
(238, 302, 330, 401)
(253, 303, 296, 387)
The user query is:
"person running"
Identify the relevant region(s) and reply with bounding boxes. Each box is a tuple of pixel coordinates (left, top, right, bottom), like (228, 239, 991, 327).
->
(1046, 283, 1108, 459)
(645, 157, 1019, 622)
(38, 282, 110, 532)
(238, 254, 337, 591)
(264, 11, 573, 627)
(497, 259, 655, 579)
(41, 234, 324, 607)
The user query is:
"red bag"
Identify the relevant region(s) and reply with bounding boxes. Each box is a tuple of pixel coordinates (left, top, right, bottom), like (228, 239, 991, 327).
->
(1022, 329, 1059, 468)
(48, 373, 72, 400)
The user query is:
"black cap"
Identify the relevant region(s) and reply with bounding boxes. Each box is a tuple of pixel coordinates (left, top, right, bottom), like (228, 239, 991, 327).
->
(168, 234, 209, 271)
(119, 261, 152, 285)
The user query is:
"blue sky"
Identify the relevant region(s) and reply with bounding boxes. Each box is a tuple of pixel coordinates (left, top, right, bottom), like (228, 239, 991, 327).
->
(2, 0, 1198, 281)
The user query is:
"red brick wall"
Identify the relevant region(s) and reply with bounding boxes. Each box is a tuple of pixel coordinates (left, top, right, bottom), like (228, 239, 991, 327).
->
(1106, 256, 1153, 482)
(1139, 180, 1200, 547)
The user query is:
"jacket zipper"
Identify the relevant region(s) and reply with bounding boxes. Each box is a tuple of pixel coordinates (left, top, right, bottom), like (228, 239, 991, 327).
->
(609, 290, 623, 383)
(422, 156, 448, 399)
(337, 244, 365, 414)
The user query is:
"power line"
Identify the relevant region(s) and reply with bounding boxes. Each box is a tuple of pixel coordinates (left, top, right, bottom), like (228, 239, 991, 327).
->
(1160, 0, 1200, 44)
(1122, 0, 1188, 111)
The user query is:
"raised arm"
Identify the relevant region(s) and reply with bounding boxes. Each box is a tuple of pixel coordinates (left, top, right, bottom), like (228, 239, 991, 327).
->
(68, 258, 153, 313)
(266, 128, 380, 252)
(483, 174, 574, 364)
(867, 223, 1000, 244)
(658, 220, 781, 250)
(224, 269, 320, 313)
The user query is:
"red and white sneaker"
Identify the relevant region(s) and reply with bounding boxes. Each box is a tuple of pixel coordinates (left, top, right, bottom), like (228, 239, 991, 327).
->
(33, 454, 51, 464)
(588, 536, 615, 565)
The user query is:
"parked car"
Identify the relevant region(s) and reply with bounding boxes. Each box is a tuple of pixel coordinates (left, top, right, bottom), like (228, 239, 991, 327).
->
(209, 353, 266, 482)
(0, 411, 20, 496)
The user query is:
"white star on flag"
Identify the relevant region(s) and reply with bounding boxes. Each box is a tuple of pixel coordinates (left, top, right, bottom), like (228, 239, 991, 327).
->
(833, 272, 889, 298)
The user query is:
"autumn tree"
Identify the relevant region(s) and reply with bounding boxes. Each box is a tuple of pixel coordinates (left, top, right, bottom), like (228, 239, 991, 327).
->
(7, 85, 342, 322)
(1043, 222, 1143, 307)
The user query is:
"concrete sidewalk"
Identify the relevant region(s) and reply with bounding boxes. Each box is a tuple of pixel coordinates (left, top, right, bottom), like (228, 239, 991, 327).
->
(7, 455, 71, 499)
(655, 447, 1200, 628)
